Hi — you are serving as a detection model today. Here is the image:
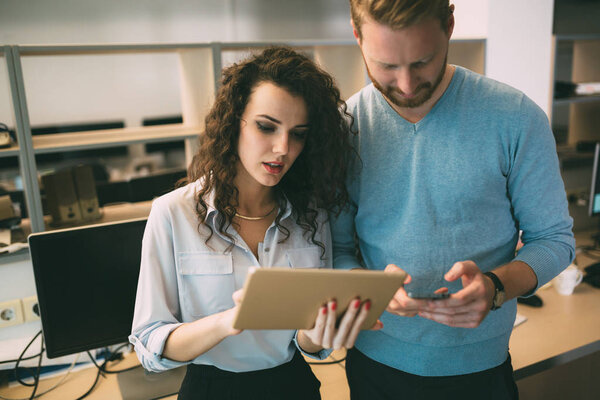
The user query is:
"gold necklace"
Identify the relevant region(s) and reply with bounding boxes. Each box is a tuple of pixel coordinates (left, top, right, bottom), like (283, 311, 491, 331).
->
(234, 206, 277, 221)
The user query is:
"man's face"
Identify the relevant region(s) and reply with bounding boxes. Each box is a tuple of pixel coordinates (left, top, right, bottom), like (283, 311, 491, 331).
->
(356, 15, 452, 109)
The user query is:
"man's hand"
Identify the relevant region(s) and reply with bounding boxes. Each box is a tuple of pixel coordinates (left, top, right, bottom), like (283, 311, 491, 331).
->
(417, 260, 495, 328)
(385, 264, 435, 317)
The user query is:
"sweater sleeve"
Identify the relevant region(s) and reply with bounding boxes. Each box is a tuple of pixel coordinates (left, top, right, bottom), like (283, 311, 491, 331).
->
(330, 201, 363, 270)
(509, 96, 575, 291)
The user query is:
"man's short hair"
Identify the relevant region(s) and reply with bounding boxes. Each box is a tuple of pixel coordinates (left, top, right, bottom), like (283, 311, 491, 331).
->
(349, 0, 452, 39)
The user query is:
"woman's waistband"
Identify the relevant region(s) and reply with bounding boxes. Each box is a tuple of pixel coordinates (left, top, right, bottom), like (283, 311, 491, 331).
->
(185, 350, 307, 379)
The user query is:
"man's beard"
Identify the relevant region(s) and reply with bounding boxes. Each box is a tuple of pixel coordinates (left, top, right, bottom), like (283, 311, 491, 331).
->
(369, 54, 447, 109)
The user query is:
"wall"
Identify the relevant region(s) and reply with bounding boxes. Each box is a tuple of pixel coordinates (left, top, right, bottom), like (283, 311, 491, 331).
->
(486, 0, 555, 115)
(0, 0, 489, 128)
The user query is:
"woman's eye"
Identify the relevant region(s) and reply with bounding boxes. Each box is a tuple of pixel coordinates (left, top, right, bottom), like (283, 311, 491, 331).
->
(292, 130, 308, 140)
(256, 122, 275, 132)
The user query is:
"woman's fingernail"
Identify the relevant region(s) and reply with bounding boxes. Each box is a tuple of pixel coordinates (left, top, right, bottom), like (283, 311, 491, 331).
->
(331, 302, 337, 311)
(354, 299, 360, 309)
(321, 307, 327, 315)
(365, 301, 371, 311)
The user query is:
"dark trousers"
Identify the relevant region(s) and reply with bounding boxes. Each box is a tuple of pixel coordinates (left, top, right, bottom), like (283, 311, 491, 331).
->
(177, 351, 321, 400)
(345, 348, 519, 400)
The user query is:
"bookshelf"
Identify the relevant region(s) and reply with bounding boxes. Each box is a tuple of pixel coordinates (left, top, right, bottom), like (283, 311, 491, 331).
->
(551, 35, 600, 148)
(1, 39, 485, 241)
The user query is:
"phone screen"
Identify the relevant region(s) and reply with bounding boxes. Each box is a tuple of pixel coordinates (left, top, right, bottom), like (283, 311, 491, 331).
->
(406, 291, 450, 300)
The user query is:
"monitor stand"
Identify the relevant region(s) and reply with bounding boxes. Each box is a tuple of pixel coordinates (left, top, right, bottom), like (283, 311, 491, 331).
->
(117, 365, 186, 400)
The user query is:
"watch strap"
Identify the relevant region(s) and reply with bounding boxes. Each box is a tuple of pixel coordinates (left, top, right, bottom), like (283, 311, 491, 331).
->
(484, 271, 504, 310)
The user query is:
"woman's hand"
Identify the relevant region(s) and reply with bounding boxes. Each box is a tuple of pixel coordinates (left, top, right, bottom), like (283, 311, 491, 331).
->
(297, 298, 383, 353)
(163, 289, 245, 361)
(218, 289, 245, 337)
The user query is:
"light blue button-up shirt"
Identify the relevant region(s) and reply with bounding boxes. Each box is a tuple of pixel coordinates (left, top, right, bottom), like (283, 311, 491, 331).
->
(129, 181, 331, 373)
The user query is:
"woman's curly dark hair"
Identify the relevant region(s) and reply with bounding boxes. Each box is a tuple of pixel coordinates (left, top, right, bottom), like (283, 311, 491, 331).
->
(187, 46, 355, 254)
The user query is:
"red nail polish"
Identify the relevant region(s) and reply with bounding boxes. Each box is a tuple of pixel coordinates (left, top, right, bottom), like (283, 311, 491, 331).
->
(354, 299, 360, 309)
(321, 307, 327, 315)
(331, 302, 337, 311)
(365, 301, 371, 311)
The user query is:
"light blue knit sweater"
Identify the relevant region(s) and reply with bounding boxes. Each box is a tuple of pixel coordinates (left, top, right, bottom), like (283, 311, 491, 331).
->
(332, 66, 575, 376)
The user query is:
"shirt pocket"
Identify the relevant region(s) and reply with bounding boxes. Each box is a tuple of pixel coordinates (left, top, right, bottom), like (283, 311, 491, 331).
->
(286, 246, 323, 269)
(177, 252, 235, 319)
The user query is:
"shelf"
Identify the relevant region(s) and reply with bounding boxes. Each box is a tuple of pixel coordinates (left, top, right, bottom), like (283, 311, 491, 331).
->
(0, 144, 21, 158)
(556, 145, 595, 170)
(0, 201, 152, 264)
(557, 144, 594, 158)
(31, 124, 201, 154)
(555, 34, 600, 42)
(42, 200, 152, 231)
(554, 94, 600, 105)
(3, 41, 486, 234)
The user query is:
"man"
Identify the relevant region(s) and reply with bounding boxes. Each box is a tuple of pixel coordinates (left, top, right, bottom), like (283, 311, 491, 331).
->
(332, 1, 575, 398)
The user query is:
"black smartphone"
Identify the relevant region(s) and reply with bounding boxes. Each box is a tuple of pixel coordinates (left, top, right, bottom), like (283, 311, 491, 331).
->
(406, 291, 450, 300)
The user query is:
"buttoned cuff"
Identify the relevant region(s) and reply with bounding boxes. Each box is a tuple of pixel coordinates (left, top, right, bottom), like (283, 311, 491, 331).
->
(293, 330, 333, 360)
(129, 323, 188, 372)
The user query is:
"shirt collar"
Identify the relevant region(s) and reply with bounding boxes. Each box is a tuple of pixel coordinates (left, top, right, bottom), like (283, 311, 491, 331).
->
(196, 181, 293, 224)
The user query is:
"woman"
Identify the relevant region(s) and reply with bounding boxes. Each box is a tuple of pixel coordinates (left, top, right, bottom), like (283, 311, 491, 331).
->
(129, 46, 372, 400)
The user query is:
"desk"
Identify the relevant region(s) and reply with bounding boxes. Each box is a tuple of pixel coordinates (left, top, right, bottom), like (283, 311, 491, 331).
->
(510, 282, 600, 379)
(0, 351, 348, 400)
(509, 231, 600, 399)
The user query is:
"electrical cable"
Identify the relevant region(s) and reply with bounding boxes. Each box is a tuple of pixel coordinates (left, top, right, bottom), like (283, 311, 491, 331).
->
(307, 356, 346, 365)
(0, 354, 78, 400)
(87, 344, 140, 374)
(73, 353, 104, 400)
(0, 354, 44, 366)
(148, 393, 180, 400)
(25, 338, 42, 400)
(3, 339, 141, 400)
(73, 345, 138, 400)
(13, 331, 42, 387)
(26, 334, 43, 400)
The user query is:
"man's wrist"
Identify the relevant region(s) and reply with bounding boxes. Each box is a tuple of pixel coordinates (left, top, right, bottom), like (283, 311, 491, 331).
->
(484, 271, 505, 310)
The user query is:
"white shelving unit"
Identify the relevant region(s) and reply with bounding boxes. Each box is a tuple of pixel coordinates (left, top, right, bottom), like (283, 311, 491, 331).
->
(2, 39, 485, 242)
(551, 35, 600, 149)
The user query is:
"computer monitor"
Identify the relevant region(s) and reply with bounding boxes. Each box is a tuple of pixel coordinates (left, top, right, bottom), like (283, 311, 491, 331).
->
(28, 218, 147, 359)
(589, 142, 600, 216)
(28, 218, 185, 399)
(129, 168, 186, 202)
(141, 115, 185, 153)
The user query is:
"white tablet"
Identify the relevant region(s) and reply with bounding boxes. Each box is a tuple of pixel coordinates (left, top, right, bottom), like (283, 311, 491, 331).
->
(232, 267, 406, 330)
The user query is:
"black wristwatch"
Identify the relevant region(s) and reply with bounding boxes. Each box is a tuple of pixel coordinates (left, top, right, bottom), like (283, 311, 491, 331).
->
(484, 271, 505, 311)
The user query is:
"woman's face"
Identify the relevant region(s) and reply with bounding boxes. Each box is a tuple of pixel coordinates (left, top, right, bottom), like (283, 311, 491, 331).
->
(236, 81, 309, 189)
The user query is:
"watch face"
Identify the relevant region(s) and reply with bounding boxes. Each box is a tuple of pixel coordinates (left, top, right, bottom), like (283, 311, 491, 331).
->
(494, 290, 505, 308)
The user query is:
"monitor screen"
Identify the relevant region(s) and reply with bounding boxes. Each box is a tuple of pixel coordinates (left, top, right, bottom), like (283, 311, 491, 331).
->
(590, 143, 600, 216)
(32, 120, 128, 164)
(129, 168, 186, 202)
(141, 115, 185, 153)
(28, 218, 147, 359)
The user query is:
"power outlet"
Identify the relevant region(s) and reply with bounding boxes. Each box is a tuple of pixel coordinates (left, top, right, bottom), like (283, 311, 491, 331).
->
(0, 299, 24, 328)
(22, 296, 40, 322)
